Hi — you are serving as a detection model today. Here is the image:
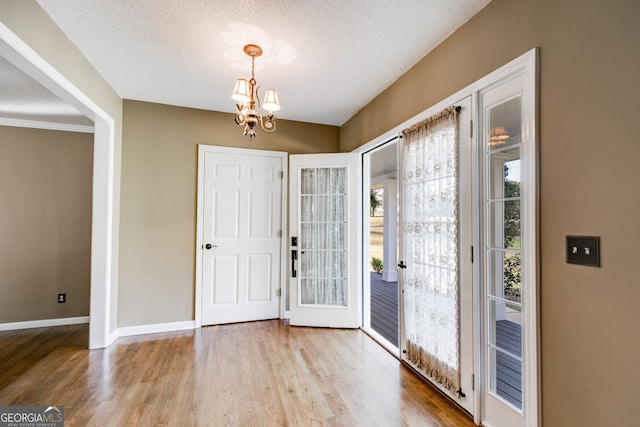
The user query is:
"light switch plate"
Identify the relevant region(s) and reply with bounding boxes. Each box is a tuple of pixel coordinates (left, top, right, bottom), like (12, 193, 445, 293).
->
(566, 236, 600, 267)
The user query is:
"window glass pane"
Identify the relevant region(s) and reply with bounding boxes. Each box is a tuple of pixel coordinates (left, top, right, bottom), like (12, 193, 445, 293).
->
(300, 195, 312, 222)
(488, 299, 522, 354)
(299, 166, 347, 307)
(489, 147, 521, 199)
(331, 195, 345, 222)
(488, 200, 521, 249)
(488, 250, 522, 303)
(301, 168, 314, 194)
(316, 168, 329, 193)
(488, 347, 523, 409)
(331, 167, 346, 194)
(486, 96, 521, 150)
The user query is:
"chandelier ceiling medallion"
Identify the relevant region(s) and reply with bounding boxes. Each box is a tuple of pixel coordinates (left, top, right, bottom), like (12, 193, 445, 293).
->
(231, 44, 281, 140)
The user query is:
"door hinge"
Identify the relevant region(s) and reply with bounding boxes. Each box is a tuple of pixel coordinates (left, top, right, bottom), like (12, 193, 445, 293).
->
(470, 120, 473, 138)
(277, 229, 282, 238)
(276, 288, 282, 297)
(470, 246, 474, 263)
(472, 373, 475, 391)
(279, 171, 284, 179)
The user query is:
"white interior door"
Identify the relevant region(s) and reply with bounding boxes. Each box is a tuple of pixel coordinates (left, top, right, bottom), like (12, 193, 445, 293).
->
(200, 147, 284, 325)
(289, 153, 360, 328)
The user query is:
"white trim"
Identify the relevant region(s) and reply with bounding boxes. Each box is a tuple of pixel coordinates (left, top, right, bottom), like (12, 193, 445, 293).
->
(0, 316, 90, 331)
(361, 326, 398, 354)
(521, 48, 540, 427)
(108, 329, 119, 346)
(194, 144, 288, 328)
(380, 179, 398, 283)
(0, 23, 118, 350)
(194, 145, 206, 328)
(0, 117, 94, 133)
(117, 321, 195, 338)
(362, 153, 372, 332)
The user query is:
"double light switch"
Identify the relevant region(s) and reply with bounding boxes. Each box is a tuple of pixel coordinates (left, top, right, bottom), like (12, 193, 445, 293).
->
(566, 236, 600, 267)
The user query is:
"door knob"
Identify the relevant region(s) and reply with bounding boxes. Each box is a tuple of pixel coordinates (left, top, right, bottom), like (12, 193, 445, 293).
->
(204, 243, 217, 250)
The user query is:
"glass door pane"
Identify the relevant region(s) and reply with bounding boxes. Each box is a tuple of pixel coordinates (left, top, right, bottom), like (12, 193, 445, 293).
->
(485, 95, 523, 409)
(299, 167, 347, 306)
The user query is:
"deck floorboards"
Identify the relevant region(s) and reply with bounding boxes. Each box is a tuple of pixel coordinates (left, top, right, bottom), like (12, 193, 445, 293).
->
(370, 272, 399, 347)
(495, 319, 523, 408)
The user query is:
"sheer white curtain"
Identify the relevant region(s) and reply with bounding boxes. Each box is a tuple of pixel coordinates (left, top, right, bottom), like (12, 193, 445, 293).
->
(299, 167, 347, 306)
(401, 106, 461, 394)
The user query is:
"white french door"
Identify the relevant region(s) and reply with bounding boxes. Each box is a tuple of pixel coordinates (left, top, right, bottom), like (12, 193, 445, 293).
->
(479, 52, 537, 427)
(289, 153, 360, 328)
(398, 97, 475, 415)
(198, 146, 285, 326)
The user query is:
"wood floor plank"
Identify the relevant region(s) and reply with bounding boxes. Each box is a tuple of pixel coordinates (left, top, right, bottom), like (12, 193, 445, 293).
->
(0, 320, 475, 426)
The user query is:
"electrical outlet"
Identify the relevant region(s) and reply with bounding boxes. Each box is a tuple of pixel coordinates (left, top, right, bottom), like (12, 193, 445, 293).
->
(58, 293, 66, 303)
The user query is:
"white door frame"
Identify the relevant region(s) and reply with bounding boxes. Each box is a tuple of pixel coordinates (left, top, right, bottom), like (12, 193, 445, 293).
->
(0, 23, 118, 349)
(194, 145, 288, 327)
(355, 49, 538, 426)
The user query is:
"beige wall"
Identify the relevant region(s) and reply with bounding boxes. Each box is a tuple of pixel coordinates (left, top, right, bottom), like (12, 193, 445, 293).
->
(342, 0, 640, 425)
(119, 100, 339, 326)
(0, 0, 124, 333)
(0, 127, 93, 322)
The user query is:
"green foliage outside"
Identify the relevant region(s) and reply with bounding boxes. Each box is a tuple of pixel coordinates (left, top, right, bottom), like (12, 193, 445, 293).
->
(371, 257, 383, 274)
(370, 189, 382, 217)
(503, 165, 521, 302)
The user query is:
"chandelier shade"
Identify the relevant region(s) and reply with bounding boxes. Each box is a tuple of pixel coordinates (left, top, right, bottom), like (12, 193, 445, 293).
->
(231, 79, 251, 103)
(262, 89, 281, 112)
(489, 125, 510, 146)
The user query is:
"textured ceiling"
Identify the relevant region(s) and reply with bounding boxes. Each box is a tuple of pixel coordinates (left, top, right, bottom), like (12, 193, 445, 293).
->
(0, 56, 92, 126)
(22, 0, 491, 127)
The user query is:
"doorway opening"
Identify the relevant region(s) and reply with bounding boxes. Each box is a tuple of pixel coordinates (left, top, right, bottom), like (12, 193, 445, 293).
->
(363, 139, 399, 350)
(0, 25, 118, 349)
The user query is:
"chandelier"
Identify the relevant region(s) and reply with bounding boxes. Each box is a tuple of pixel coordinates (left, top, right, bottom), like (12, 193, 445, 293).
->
(231, 44, 281, 140)
(489, 125, 510, 147)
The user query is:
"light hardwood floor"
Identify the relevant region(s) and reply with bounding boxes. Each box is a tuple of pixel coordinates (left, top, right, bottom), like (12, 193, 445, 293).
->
(0, 320, 475, 426)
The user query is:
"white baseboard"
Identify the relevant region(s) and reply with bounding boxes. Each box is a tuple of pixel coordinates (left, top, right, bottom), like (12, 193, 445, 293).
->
(107, 329, 119, 347)
(117, 321, 195, 338)
(0, 316, 90, 331)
